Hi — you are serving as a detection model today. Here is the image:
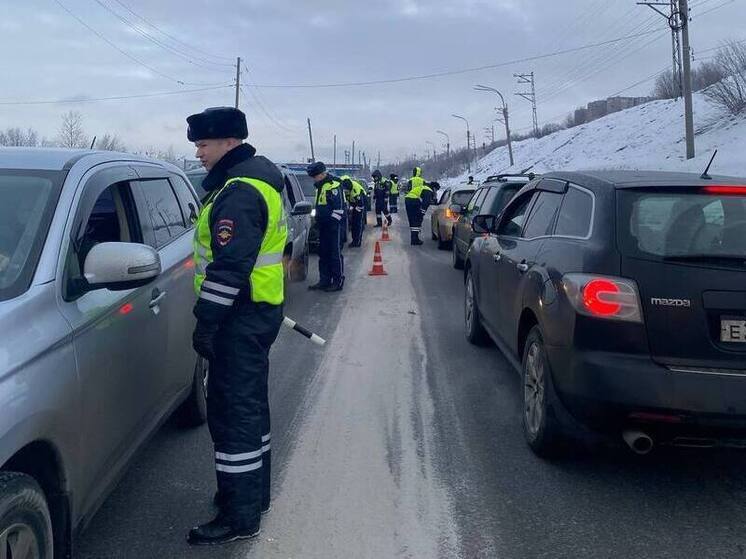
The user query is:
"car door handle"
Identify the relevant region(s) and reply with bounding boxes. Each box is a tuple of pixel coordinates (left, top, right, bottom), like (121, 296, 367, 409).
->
(517, 262, 529, 273)
(493, 253, 502, 262)
(149, 290, 167, 308)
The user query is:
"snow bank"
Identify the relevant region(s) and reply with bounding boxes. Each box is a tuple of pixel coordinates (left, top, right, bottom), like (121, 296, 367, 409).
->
(463, 92, 746, 182)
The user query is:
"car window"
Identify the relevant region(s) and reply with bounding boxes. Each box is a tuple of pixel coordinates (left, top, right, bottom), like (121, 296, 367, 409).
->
(186, 171, 207, 201)
(468, 189, 489, 215)
(556, 186, 594, 238)
(452, 190, 475, 206)
(492, 185, 522, 215)
(438, 189, 451, 205)
(497, 193, 535, 237)
(169, 174, 199, 224)
(295, 173, 316, 198)
(137, 179, 188, 248)
(284, 175, 296, 208)
(523, 191, 563, 239)
(0, 171, 64, 301)
(465, 188, 484, 212)
(64, 182, 140, 300)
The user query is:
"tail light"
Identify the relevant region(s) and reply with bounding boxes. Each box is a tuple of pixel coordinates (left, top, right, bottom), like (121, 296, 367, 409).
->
(562, 274, 643, 323)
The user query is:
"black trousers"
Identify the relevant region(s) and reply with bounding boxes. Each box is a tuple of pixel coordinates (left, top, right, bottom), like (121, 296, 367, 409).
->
(375, 197, 390, 218)
(349, 208, 364, 245)
(405, 198, 423, 231)
(208, 303, 283, 528)
(318, 220, 343, 285)
(389, 194, 399, 213)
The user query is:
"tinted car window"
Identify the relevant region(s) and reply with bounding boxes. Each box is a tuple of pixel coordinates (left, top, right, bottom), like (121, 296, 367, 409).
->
(498, 193, 535, 237)
(468, 189, 489, 215)
(452, 190, 475, 206)
(438, 189, 451, 205)
(169, 174, 199, 224)
(619, 190, 746, 258)
(296, 173, 316, 198)
(466, 188, 485, 212)
(284, 175, 296, 207)
(138, 179, 188, 248)
(523, 191, 563, 239)
(556, 186, 594, 237)
(186, 171, 208, 201)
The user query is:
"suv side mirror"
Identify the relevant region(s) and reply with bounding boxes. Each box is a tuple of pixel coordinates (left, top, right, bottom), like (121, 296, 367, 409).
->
(472, 214, 497, 234)
(291, 201, 313, 215)
(84, 242, 161, 291)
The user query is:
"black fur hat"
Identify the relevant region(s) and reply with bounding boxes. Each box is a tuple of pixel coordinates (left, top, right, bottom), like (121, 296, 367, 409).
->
(187, 107, 248, 141)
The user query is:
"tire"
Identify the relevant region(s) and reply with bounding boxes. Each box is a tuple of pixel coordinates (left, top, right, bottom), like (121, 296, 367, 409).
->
(452, 239, 465, 270)
(522, 326, 564, 458)
(431, 220, 438, 241)
(287, 242, 309, 282)
(437, 225, 451, 250)
(178, 356, 208, 428)
(0, 472, 54, 559)
(464, 270, 490, 346)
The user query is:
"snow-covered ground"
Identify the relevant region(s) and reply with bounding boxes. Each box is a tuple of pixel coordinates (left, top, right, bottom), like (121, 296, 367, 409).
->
(460, 91, 746, 182)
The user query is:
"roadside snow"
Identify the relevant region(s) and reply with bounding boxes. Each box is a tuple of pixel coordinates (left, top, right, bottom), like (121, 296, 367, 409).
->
(460, 92, 746, 181)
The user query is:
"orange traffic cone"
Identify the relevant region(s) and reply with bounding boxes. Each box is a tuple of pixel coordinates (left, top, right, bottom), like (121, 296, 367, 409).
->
(381, 221, 391, 241)
(368, 241, 388, 276)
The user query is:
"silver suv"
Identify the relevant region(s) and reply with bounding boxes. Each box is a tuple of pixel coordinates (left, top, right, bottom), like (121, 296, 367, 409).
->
(0, 148, 207, 557)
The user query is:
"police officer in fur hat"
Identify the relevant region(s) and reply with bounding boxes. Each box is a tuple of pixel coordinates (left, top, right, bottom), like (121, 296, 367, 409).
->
(187, 107, 286, 545)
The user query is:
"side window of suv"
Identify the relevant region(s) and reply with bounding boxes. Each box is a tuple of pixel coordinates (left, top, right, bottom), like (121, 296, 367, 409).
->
(284, 175, 297, 208)
(465, 188, 484, 213)
(468, 188, 489, 216)
(556, 185, 594, 238)
(136, 179, 188, 249)
(64, 182, 140, 300)
(169, 174, 199, 224)
(522, 191, 564, 239)
(497, 193, 535, 237)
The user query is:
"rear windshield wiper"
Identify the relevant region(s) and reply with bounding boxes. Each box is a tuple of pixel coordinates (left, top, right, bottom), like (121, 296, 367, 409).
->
(663, 254, 746, 265)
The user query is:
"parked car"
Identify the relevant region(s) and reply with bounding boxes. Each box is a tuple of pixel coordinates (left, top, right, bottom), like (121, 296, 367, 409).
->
(186, 165, 312, 280)
(0, 148, 209, 557)
(430, 186, 475, 249)
(464, 170, 746, 457)
(451, 174, 535, 268)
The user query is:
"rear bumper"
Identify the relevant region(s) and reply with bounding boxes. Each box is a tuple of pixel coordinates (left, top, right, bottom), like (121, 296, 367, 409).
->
(547, 347, 746, 436)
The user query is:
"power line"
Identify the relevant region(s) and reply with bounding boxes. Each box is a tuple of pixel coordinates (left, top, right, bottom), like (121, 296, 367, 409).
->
(110, 0, 235, 64)
(0, 85, 232, 106)
(242, 64, 301, 133)
(51, 0, 226, 87)
(248, 29, 662, 89)
(92, 0, 233, 71)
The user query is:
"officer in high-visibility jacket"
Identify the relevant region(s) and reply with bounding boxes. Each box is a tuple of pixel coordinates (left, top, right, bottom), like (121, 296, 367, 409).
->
(187, 107, 286, 545)
(371, 169, 392, 227)
(341, 175, 365, 247)
(404, 166, 434, 245)
(308, 162, 345, 292)
(389, 173, 400, 213)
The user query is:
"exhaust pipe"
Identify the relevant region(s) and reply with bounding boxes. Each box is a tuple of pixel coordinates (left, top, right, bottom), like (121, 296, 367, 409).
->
(622, 430, 654, 455)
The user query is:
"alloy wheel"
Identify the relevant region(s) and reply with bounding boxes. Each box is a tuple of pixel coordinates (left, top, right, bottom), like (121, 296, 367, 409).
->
(465, 275, 475, 333)
(524, 342, 546, 437)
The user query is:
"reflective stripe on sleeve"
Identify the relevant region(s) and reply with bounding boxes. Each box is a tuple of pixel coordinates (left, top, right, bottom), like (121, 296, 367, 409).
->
(199, 291, 235, 306)
(254, 252, 284, 267)
(202, 281, 240, 295)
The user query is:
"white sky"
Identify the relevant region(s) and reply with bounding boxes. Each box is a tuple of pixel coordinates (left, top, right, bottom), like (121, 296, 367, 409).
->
(0, 0, 743, 163)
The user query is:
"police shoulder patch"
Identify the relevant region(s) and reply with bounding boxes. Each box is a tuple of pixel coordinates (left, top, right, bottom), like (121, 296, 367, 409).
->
(216, 219, 234, 246)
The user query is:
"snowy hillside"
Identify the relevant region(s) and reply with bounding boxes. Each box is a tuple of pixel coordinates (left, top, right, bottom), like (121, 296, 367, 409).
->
(464, 91, 746, 181)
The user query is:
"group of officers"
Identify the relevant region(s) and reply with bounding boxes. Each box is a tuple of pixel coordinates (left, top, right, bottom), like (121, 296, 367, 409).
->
(304, 161, 439, 292)
(184, 105, 442, 546)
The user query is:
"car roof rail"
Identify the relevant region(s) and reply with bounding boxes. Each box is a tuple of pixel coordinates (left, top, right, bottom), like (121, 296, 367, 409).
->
(483, 172, 537, 183)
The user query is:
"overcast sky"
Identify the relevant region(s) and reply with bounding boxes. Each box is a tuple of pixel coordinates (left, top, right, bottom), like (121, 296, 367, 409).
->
(0, 0, 743, 164)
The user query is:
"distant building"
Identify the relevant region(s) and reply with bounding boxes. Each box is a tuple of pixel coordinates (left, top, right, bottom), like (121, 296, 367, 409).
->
(574, 107, 588, 125)
(607, 97, 636, 114)
(588, 100, 608, 121)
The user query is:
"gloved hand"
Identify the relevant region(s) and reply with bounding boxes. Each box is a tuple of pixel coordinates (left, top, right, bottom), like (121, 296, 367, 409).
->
(193, 321, 219, 361)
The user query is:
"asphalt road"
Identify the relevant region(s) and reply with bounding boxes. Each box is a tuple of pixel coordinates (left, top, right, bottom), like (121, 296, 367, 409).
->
(78, 215, 746, 559)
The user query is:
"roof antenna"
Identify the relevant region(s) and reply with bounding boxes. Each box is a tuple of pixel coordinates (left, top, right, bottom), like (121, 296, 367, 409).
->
(89, 136, 97, 150)
(700, 149, 717, 180)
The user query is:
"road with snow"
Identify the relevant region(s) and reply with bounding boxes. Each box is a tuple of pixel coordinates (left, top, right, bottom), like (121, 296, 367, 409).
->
(77, 218, 746, 559)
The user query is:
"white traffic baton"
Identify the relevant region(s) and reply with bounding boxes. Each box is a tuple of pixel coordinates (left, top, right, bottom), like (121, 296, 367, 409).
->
(282, 316, 326, 346)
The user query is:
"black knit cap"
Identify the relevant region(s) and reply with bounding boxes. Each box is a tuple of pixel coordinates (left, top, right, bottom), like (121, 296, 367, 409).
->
(307, 161, 327, 176)
(187, 107, 248, 142)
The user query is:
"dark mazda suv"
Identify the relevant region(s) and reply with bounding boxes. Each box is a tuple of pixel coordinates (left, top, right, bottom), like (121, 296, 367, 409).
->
(464, 170, 746, 457)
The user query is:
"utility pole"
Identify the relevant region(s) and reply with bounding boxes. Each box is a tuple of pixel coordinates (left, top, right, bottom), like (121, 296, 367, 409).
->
(514, 72, 539, 137)
(638, 0, 694, 157)
(344, 150, 350, 165)
(307, 118, 315, 162)
(333, 134, 337, 168)
(377, 151, 381, 168)
(234, 57, 241, 109)
(436, 130, 450, 158)
(474, 85, 514, 166)
(638, 1, 684, 98)
(679, 0, 695, 159)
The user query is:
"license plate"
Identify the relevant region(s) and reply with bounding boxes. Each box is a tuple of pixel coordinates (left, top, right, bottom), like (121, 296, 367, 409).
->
(721, 319, 746, 343)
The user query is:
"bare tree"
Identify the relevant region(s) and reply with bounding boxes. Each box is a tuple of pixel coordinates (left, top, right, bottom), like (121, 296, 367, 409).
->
(0, 127, 40, 146)
(693, 60, 725, 91)
(704, 41, 746, 115)
(653, 70, 679, 100)
(57, 111, 89, 148)
(96, 133, 126, 152)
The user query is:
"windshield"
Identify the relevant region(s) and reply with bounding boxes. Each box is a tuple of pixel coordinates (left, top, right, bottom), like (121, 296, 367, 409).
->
(295, 173, 317, 197)
(0, 170, 64, 301)
(618, 189, 746, 260)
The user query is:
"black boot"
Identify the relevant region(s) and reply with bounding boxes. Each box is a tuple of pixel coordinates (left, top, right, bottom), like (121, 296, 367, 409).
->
(411, 231, 423, 245)
(375, 217, 382, 228)
(187, 514, 260, 546)
(308, 282, 330, 291)
(386, 215, 393, 226)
